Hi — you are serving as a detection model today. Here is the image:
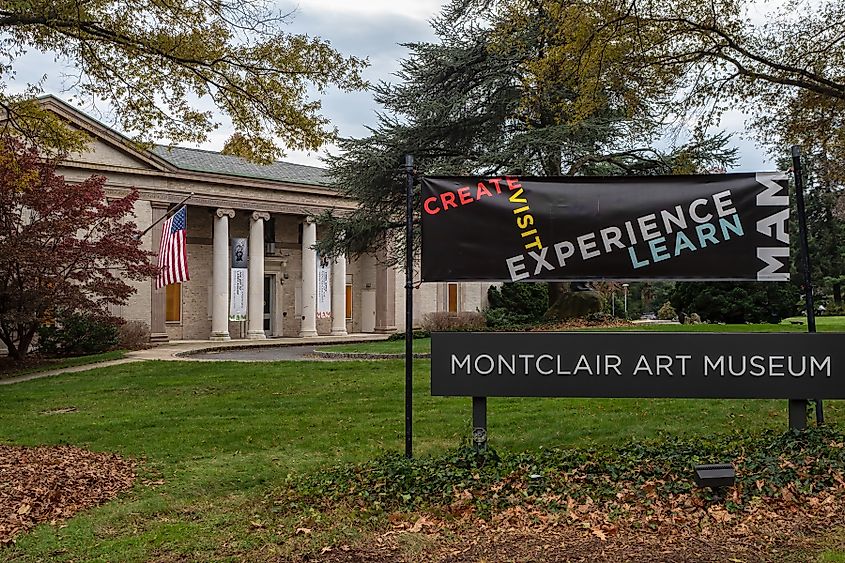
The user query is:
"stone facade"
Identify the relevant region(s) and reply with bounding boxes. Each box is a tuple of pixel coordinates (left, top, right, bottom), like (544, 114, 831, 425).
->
(40, 96, 494, 341)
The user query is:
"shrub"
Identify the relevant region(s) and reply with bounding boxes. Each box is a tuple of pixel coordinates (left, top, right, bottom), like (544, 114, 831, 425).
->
(585, 312, 616, 323)
(685, 312, 702, 324)
(485, 282, 549, 328)
(291, 426, 845, 515)
(387, 329, 431, 341)
(118, 320, 150, 350)
(821, 303, 845, 316)
(37, 312, 120, 357)
(671, 282, 799, 323)
(657, 301, 676, 321)
(421, 311, 486, 332)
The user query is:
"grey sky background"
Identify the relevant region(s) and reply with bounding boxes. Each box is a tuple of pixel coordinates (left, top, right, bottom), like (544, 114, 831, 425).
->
(9, 0, 780, 172)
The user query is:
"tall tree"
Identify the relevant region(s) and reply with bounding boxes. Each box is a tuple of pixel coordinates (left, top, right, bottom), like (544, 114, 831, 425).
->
(792, 155, 845, 307)
(0, 0, 367, 161)
(316, 0, 737, 264)
(0, 137, 156, 360)
(548, 0, 845, 180)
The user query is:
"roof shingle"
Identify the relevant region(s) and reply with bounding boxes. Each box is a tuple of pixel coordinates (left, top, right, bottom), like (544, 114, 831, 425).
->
(151, 145, 331, 187)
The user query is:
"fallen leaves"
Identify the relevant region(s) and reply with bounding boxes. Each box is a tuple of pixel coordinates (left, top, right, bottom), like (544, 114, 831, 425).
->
(0, 444, 134, 544)
(313, 487, 845, 563)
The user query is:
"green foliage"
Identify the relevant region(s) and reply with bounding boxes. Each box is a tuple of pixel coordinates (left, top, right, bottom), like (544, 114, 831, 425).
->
(0, 0, 366, 160)
(552, 0, 845, 183)
(486, 283, 549, 328)
(387, 330, 432, 341)
(289, 426, 845, 515)
(315, 0, 738, 263)
(792, 155, 845, 308)
(671, 283, 800, 324)
(37, 312, 120, 357)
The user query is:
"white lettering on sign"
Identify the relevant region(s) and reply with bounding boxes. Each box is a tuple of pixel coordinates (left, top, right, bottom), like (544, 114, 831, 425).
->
(703, 355, 831, 377)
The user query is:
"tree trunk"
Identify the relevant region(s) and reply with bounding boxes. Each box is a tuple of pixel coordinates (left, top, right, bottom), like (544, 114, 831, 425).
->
(0, 334, 22, 361)
(17, 327, 36, 361)
(0, 324, 35, 362)
(834, 282, 842, 306)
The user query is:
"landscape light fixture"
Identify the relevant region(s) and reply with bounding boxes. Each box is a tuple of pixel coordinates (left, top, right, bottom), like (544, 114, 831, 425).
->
(622, 283, 629, 319)
(693, 463, 736, 489)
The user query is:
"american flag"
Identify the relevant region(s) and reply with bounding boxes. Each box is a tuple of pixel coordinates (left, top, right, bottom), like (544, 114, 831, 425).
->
(156, 206, 190, 289)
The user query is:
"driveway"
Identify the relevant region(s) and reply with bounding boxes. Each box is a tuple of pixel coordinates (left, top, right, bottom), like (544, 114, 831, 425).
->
(188, 344, 323, 361)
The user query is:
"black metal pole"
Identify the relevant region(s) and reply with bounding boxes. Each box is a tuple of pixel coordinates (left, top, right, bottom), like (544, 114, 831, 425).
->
(137, 192, 194, 238)
(472, 396, 488, 452)
(792, 145, 820, 427)
(404, 155, 415, 458)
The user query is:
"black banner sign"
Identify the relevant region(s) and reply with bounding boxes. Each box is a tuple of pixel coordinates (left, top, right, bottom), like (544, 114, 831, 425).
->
(420, 174, 790, 281)
(431, 332, 844, 399)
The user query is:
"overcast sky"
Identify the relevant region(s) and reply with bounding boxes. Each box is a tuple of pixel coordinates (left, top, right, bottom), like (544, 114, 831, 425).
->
(10, 0, 779, 172)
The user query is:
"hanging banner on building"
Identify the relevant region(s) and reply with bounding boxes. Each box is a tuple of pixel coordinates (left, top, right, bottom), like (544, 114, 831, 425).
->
(420, 173, 790, 282)
(229, 238, 248, 321)
(432, 332, 845, 399)
(316, 253, 331, 319)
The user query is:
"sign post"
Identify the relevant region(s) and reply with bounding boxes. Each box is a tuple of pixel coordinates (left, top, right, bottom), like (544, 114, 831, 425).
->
(404, 155, 414, 459)
(792, 145, 820, 428)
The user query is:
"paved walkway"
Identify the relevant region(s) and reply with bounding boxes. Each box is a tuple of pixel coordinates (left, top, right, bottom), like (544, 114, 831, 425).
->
(129, 333, 388, 362)
(0, 358, 140, 385)
(0, 333, 389, 385)
(188, 344, 322, 361)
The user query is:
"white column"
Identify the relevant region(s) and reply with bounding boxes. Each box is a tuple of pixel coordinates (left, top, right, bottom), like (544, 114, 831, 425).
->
(149, 202, 170, 342)
(247, 212, 269, 339)
(331, 254, 347, 336)
(211, 208, 235, 341)
(299, 218, 318, 337)
(374, 250, 396, 333)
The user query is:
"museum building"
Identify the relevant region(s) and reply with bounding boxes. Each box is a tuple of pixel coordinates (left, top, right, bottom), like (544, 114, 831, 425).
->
(41, 96, 491, 341)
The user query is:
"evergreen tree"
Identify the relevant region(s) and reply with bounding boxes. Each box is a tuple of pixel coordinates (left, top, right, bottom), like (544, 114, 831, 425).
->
(670, 282, 799, 324)
(315, 0, 737, 265)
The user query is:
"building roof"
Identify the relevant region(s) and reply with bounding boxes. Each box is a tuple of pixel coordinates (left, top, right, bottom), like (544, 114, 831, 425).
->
(150, 145, 331, 187)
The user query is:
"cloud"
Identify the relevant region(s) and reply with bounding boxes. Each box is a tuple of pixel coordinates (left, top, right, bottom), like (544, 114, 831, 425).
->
(194, 4, 443, 166)
(2, 0, 784, 171)
(279, 0, 443, 22)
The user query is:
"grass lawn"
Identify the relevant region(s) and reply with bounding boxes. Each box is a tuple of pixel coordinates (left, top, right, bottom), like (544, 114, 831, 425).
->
(0, 350, 126, 379)
(782, 315, 845, 330)
(322, 337, 432, 354)
(1, 323, 844, 560)
(317, 316, 845, 355)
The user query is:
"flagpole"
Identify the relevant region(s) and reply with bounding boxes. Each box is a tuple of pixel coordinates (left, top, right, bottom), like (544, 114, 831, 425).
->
(138, 192, 194, 239)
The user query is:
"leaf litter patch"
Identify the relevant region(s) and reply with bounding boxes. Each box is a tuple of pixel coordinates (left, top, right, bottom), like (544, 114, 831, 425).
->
(0, 444, 135, 543)
(282, 427, 845, 562)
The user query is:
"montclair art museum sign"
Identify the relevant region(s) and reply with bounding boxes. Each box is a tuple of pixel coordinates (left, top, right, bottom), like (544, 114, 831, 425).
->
(419, 171, 845, 402)
(421, 173, 790, 282)
(431, 333, 845, 399)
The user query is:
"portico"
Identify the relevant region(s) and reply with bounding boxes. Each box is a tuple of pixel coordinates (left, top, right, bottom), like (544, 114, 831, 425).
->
(146, 205, 361, 341)
(38, 94, 493, 342)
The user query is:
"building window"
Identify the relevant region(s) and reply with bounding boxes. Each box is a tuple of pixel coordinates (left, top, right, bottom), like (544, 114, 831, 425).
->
(346, 284, 353, 320)
(166, 283, 182, 323)
(447, 283, 459, 314)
